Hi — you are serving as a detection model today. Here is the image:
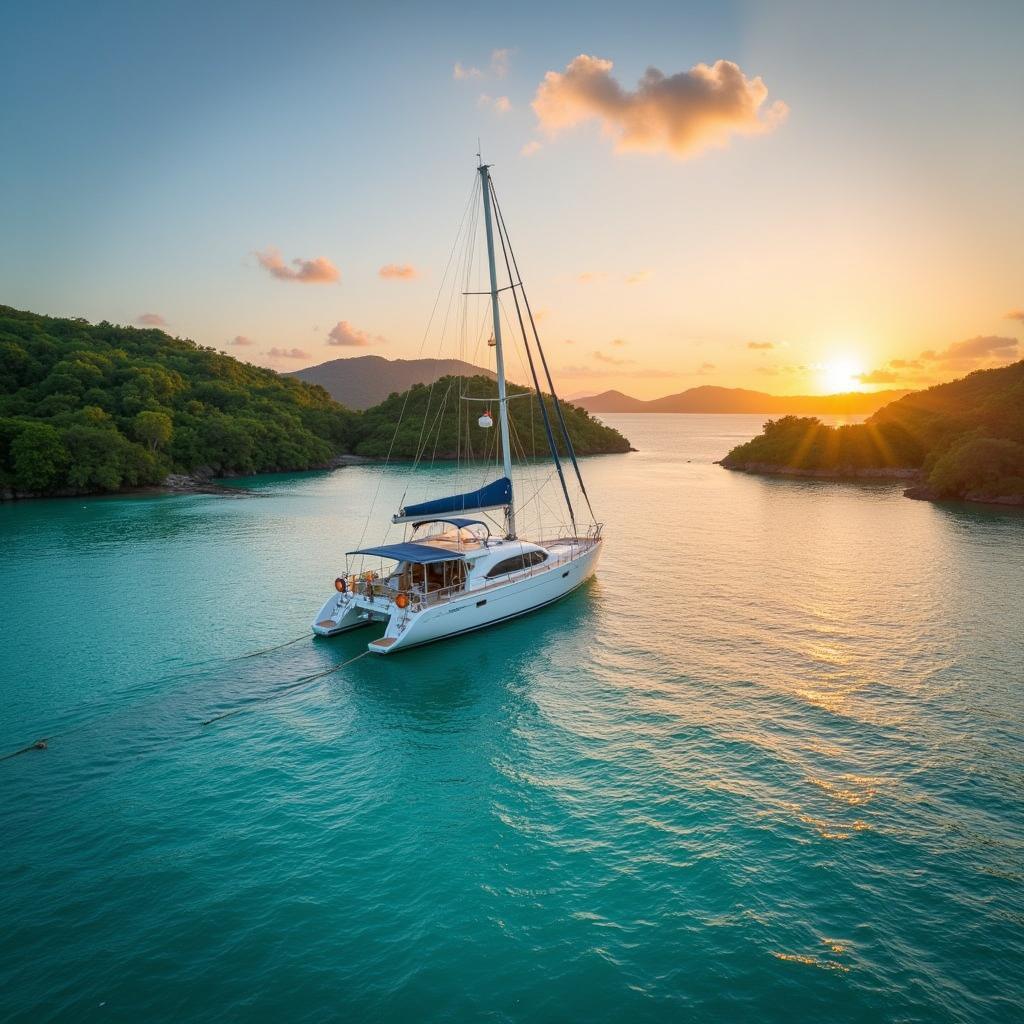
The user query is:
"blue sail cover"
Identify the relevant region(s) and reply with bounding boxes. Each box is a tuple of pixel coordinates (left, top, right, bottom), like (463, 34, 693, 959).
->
(393, 477, 511, 523)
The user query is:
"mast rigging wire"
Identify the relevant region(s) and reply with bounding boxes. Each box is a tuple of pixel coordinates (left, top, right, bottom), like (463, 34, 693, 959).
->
(488, 176, 577, 532)
(488, 182, 598, 525)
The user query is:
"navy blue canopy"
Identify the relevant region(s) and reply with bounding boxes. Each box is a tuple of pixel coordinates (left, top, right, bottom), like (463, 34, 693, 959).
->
(412, 517, 489, 532)
(393, 477, 512, 524)
(346, 542, 466, 564)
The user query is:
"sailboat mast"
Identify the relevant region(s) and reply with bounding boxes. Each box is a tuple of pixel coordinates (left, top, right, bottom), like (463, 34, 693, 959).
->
(479, 162, 516, 538)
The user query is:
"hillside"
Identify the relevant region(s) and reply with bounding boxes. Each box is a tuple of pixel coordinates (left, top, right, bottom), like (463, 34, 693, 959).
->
(353, 375, 632, 459)
(0, 306, 357, 497)
(574, 390, 652, 413)
(721, 361, 1024, 505)
(0, 308, 633, 499)
(286, 355, 497, 410)
(577, 385, 911, 415)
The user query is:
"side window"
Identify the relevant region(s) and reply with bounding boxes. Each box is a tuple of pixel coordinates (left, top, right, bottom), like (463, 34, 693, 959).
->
(487, 555, 523, 578)
(486, 551, 547, 578)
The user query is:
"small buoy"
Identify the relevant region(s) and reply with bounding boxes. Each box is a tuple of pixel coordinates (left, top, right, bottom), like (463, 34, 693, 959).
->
(334, 577, 347, 593)
(395, 593, 409, 609)
(34, 740, 47, 750)
(478, 411, 493, 428)
(487, 336, 497, 348)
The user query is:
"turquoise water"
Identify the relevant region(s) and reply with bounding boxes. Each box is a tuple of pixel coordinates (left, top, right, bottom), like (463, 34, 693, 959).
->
(2, 413, 1023, 1023)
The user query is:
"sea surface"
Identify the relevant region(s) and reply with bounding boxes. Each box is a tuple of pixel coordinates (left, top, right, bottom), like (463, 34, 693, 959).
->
(2, 413, 1023, 1023)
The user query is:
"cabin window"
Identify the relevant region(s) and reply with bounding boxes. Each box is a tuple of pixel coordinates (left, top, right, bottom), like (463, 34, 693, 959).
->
(485, 551, 547, 579)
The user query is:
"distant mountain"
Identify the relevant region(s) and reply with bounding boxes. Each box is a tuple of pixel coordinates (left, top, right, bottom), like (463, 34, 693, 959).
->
(286, 355, 496, 410)
(574, 390, 651, 413)
(576, 385, 912, 416)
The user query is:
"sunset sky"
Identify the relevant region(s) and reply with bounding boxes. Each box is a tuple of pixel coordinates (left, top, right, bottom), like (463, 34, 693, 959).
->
(2, 0, 1022, 398)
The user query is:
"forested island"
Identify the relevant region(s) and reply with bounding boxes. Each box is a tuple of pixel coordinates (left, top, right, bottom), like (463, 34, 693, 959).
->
(0, 307, 630, 499)
(721, 360, 1024, 506)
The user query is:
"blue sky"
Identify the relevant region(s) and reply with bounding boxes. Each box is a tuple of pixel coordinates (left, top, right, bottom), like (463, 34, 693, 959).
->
(2, 0, 1022, 396)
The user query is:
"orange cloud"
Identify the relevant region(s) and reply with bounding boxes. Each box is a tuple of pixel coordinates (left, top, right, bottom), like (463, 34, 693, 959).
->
(577, 271, 605, 283)
(454, 50, 511, 82)
(328, 321, 382, 347)
(479, 94, 512, 113)
(266, 347, 309, 360)
(857, 368, 904, 385)
(610, 338, 627, 347)
(533, 54, 787, 158)
(1004, 309, 1024, 321)
(921, 335, 1017, 366)
(229, 335, 254, 346)
(521, 141, 542, 157)
(747, 341, 774, 350)
(256, 247, 340, 284)
(379, 264, 417, 280)
(625, 271, 650, 284)
(136, 313, 166, 326)
(857, 335, 1018, 386)
(491, 48, 511, 78)
(594, 350, 634, 365)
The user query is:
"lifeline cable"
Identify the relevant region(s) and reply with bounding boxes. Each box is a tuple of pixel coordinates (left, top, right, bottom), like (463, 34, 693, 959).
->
(200, 650, 371, 728)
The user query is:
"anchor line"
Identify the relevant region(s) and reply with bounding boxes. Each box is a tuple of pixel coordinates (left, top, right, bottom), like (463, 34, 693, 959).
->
(230, 633, 311, 660)
(0, 630, 322, 763)
(0, 739, 51, 763)
(201, 651, 371, 727)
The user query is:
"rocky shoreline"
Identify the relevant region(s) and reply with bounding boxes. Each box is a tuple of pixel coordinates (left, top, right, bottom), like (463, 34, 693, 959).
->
(719, 460, 920, 481)
(1, 453, 376, 502)
(720, 460, 1024, 508)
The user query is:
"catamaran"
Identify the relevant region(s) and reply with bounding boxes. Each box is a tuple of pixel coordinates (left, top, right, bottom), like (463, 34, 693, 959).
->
(312, 160, 603, 654)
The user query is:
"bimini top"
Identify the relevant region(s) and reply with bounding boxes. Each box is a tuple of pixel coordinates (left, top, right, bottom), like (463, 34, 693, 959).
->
(393, 477, 511, 523)
(346, 542, 467, 564)
(412, 517, 490, 533)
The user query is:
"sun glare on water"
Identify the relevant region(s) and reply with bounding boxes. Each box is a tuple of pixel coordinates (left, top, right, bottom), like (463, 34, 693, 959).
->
(818, 357, 864, 394)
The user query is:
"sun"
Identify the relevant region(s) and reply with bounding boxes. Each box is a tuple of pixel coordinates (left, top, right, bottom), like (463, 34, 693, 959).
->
(818, 356, 864, 394)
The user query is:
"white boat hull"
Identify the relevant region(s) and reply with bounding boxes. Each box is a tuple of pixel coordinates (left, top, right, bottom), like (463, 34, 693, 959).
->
(312, 538, 601, 654)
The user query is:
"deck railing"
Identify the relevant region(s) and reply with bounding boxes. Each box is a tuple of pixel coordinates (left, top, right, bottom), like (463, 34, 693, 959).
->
(344, 532, 602, 610)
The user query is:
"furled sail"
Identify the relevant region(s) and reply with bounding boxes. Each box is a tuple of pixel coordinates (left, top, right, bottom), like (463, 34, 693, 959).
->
(393, 477, 511, 524)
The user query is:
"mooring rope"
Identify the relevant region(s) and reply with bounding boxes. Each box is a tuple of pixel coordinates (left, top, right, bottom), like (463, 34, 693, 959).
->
(200, 650, 371, 728)
(0, 739, 50, 763)
(0, 629, 336, 763)
(230, 633, 311, 660)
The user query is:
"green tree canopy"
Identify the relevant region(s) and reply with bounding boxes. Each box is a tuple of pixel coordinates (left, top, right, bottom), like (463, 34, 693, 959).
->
(133, 410, 173, 451)
(0, 307, 632, 498)
(722, 360, 1024, 501)
(10, 422, 69, 492)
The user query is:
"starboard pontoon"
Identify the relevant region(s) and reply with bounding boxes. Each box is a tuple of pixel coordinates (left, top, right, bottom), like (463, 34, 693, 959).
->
(312, 160, 603, 653)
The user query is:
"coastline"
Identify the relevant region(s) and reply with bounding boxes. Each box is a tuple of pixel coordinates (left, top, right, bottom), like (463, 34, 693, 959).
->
(0, 454, 377, 503)
(1, 449, 636, 503)
(719, 460, 1024, 508)
(719, 460, 920, 481)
